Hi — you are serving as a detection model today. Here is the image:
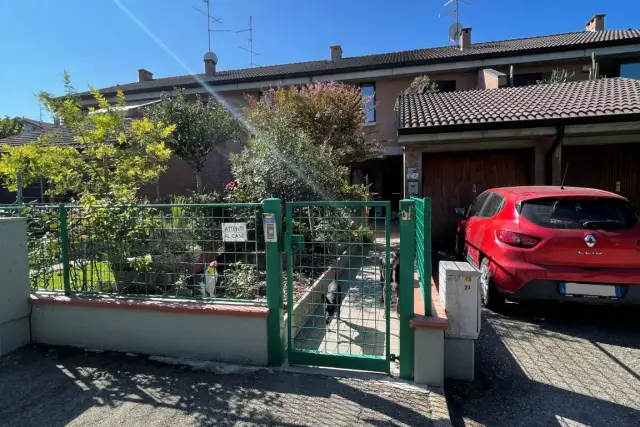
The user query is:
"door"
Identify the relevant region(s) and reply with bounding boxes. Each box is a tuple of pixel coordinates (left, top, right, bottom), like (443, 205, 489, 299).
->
(563, 143, 640, 213)
(423, 149, 532, 248)
(382, 155, 403, 215)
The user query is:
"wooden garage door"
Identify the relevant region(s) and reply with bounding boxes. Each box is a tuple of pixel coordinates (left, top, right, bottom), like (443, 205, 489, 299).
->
(423, 149, 532, 249)
(563, 143, 640, 212)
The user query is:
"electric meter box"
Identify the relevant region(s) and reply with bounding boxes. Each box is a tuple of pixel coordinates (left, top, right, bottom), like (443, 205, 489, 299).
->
(438, 261, 481, 340)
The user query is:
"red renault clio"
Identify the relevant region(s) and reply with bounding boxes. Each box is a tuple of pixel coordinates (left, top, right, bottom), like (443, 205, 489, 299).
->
(455, 186, 640, 309)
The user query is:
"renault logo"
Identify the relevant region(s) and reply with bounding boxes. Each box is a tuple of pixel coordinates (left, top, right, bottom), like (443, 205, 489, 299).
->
(584, 234, 596, 248)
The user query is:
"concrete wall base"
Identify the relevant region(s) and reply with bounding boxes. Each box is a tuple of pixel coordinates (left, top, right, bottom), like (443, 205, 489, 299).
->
(0, 317, 30, 357)
(31, 297, 270, 366)
(0, 218, 30, 358)
(414, 328, 445, 387)
(444, 337, 475, 382)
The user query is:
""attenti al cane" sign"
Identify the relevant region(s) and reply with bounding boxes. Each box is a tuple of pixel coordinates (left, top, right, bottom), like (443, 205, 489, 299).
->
(222, 223, 248, 242)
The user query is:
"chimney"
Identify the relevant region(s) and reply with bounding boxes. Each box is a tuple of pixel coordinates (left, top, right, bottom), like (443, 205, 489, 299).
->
(204, 52, 218, 76)
(138, 69, 153, 82)
(330, 45, 343, 60)
(53, 117, 60, 127)
(459, 28, 472, 50)
(586, 14, 605, 31)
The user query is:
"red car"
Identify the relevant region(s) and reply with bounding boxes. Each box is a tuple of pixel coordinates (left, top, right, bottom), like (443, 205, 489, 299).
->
(455, 186, 640, 309)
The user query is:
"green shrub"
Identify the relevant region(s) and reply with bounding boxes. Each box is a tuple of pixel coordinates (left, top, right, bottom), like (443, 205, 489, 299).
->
(221, 262, 258, 300)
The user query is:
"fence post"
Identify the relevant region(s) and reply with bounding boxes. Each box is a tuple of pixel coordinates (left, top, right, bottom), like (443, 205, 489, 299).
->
(59, 204, 71, 296)
(263, 198, 285, 366)
(399, 199, 415, 380)
(423, 198, 432, 317)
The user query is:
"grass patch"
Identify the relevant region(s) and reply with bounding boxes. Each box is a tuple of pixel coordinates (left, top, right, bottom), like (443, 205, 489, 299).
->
(32, 261, 115, 292)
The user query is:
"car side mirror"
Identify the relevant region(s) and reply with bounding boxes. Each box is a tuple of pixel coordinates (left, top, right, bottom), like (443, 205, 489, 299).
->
(455, 207, 466, 218)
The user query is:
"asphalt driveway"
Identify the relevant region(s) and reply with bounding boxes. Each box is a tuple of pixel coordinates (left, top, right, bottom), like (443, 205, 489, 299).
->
(0, 345, 447, 427)
(445, 302, 640, 427)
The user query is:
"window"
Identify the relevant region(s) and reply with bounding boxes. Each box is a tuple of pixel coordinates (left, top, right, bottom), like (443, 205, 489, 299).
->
(510, 73, 543, 87)
(360, 83, 376, 123)
(620, 62, 640, 80)
(467, 192, 490, 218)
(480, 193, 505, 218)
(520, 197, 638, 230)
(435, 80, 457, 92)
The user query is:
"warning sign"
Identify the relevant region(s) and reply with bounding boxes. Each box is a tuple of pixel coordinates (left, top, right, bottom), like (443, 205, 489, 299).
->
(222, 223, 247, 242)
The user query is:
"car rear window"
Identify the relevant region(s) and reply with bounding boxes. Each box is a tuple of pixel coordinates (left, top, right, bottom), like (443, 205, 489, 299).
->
(519, 197, 638, 230)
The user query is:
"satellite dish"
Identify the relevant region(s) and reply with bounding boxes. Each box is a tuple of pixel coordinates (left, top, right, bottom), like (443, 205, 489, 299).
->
(449, 22, 463, 42)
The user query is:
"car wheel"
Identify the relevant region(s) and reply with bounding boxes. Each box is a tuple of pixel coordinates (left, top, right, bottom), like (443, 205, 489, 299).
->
(479, 257, 505, 311)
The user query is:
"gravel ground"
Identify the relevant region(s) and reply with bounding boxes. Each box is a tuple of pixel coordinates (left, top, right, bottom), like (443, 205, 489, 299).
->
(445, 302, 640, 427)
(0, 346, 444, 427)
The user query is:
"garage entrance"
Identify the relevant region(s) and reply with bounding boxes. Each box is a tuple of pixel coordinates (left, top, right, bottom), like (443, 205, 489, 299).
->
(422, 149, 532, 248)
(562, 143, 640, 212)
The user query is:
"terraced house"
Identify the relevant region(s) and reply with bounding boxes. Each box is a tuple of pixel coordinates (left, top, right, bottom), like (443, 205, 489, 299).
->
(5, 13, 640, 244)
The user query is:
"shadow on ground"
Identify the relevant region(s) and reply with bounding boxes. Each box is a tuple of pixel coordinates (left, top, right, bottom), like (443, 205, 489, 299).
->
(0, 345, 432, 427)
(445, 302, 640, 427)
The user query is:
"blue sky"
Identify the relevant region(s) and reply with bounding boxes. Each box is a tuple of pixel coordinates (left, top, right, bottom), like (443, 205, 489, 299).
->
(1, 0, 638, 121)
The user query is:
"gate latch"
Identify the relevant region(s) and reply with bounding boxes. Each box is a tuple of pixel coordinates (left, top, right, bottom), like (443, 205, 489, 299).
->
(291, 234, 305, 250)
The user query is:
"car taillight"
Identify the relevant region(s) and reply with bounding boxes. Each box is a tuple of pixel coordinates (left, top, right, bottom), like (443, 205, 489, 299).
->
(496, 230, 540, 248)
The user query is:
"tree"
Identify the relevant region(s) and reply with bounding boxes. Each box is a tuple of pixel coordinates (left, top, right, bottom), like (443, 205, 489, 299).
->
(247, 82, 383, 165)
(395, 75, 439, 112)
(0, 116, 23, 139)
(404, 75, 439, 94)
(148, 90, 244, 192)
(0, 72, 173, 204)
(231, 114, 349, 202)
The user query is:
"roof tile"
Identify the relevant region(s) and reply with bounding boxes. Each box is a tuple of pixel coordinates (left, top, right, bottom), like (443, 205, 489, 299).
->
(81, 29, 640, 97)
(0, 127, 79, 147)
(398, 78, 640, 130)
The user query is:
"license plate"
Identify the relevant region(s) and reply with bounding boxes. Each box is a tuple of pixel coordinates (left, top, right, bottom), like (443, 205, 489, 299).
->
(559, 282, 622, 298)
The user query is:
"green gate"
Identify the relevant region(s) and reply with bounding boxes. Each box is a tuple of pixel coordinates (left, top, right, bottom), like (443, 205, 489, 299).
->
(285, 201, 393, 373)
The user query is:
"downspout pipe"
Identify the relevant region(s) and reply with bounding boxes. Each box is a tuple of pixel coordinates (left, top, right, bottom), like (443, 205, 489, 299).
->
(545, 125, 565, 185)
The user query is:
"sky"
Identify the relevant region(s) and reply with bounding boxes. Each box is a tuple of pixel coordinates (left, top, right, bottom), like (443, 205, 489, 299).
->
(1, 0, 639, 121)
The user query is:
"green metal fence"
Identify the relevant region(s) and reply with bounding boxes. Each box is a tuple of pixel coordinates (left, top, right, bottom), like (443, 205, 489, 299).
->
(0, 196, 431, 373)
(0, 202, 266, 302)
(285, 201, 392, 373)
(411, 196, 432, 316)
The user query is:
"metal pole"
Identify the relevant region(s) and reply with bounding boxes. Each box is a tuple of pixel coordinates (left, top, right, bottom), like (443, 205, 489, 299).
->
(59, 204, 72, 296)
(16, 172, 23, 204)
(264, 198, 284, 366)
(399, 199, 415, 380)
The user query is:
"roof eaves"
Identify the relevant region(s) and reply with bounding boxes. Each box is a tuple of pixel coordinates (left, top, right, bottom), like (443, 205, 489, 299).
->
(77, 35, 640, 100)
(397, 112, 640, 135)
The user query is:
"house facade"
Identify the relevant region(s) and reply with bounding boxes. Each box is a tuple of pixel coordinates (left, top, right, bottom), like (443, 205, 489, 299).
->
(72, 14, 639, 210)
(6, 13, 639, 223)
(398, 78, 640, 246)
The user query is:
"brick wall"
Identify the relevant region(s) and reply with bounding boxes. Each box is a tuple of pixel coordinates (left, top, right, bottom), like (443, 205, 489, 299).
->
(139, 140, 244, 200)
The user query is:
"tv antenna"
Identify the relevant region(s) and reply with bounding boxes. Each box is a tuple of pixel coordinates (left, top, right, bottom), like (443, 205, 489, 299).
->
(439, 0, 471, 43)
(192, 0, 230, 52)
(237, 16, 261, 67)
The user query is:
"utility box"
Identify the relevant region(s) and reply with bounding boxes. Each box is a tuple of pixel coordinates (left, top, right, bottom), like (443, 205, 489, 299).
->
(438, 261, 481, 340)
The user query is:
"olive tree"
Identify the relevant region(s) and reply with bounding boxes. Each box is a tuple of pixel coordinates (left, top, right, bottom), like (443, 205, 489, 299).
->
(148, 90, 244, 192)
